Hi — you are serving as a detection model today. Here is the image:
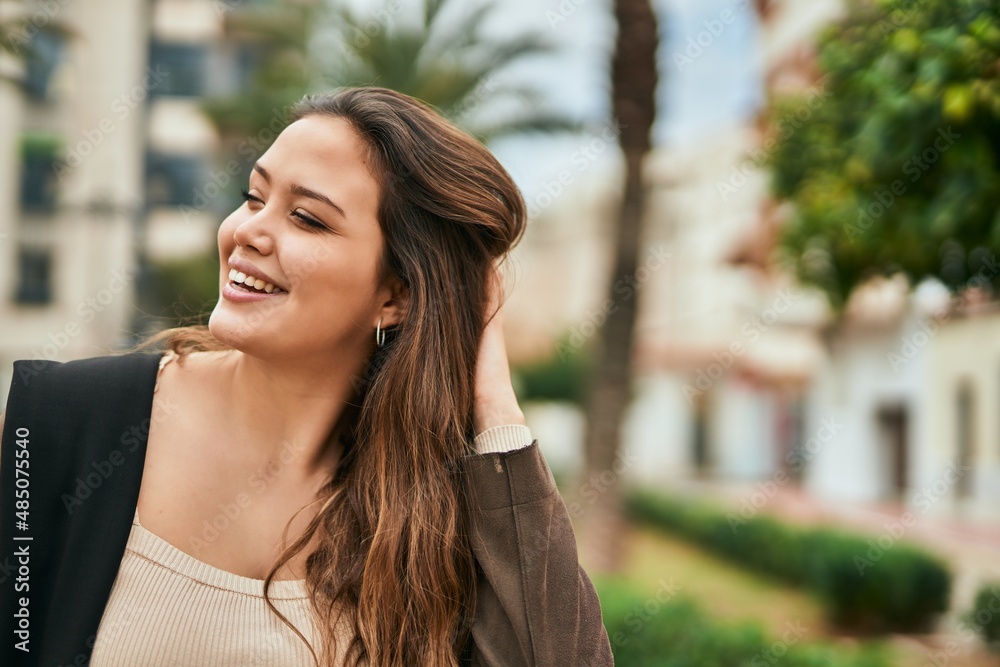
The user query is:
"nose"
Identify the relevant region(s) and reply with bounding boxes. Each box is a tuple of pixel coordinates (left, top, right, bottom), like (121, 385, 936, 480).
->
(232, 210, 275, 255)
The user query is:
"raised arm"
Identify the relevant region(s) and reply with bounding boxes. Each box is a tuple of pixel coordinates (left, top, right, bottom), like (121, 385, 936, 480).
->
(463, 268, 613, 664)
(461, 442, 613, 666)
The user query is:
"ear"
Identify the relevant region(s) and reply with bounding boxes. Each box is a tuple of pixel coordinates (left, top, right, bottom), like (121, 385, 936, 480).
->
(376, 273, 408, 328)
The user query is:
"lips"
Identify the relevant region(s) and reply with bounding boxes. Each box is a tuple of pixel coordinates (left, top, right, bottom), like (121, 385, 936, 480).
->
(227, 268, 285, 294)
(227, 258, 288, 293)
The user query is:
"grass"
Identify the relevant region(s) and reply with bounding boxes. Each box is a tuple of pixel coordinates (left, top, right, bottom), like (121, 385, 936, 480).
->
(618, 521, 831, 641)
(594, 520, 1000, 667)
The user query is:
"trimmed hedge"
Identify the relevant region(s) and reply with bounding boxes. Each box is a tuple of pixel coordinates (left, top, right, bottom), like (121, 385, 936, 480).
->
(596, 577, 890, 667)
(963, 581, 1000, 653)
(626, 489, 952, 634)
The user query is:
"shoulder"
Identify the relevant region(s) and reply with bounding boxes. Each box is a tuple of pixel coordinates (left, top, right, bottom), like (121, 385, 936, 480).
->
(4, 352, 164, 440)
(10, 352, 162, 393)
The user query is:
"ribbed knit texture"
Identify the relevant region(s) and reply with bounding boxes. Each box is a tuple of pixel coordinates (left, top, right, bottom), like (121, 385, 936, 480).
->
(85, 352, 536, 665)
(89, 510, 329, 666)
(472, 423, 533, 453)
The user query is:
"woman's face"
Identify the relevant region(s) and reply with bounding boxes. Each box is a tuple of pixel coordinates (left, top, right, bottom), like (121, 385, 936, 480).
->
(209, 115, 403, 361)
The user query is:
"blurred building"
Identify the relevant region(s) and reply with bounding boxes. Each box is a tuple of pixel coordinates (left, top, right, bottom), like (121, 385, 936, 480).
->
(0, 0, 150, 402)
(0, 0, 258, 404)
(512, 0, 837, 480)
(807, 276, 1000, 519)
(515, 0, 1000, 522)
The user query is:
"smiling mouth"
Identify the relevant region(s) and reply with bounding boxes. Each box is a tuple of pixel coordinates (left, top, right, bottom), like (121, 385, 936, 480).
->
(227, 268, 287, 294)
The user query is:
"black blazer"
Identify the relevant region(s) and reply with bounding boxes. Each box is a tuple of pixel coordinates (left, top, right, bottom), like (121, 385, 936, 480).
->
(0, 353, 613, 666)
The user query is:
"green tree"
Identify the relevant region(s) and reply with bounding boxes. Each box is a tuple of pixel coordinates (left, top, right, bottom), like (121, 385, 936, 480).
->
(201, 1, 316, 141)
(768, 0, 1000, 309)
(317, 0, 580, 141)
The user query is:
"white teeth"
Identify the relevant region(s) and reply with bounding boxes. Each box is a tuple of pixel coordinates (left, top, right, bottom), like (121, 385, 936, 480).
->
(228, 267, 283, 294)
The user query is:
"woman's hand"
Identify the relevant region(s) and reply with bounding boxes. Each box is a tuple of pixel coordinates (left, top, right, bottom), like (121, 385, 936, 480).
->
(473, 265, 526, 435)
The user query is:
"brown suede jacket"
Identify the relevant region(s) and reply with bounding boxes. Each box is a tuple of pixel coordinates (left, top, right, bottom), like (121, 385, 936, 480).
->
(0, 353, 614, 666)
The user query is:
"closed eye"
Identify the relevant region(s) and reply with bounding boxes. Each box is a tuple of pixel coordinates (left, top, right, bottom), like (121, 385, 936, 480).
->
(292, 210, 327, 230)
(241, 188, 263, 206)
(241, 189, 329, 231)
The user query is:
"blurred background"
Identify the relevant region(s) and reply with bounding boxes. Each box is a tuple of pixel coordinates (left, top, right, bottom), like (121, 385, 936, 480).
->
(1, 0, 999, 664)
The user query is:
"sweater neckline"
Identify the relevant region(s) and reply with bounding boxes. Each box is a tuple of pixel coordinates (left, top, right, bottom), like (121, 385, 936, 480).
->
(130, 508, 310, 600)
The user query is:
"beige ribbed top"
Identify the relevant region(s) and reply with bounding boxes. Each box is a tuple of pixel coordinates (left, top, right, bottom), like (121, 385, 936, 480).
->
(87, 350, 533, 665)
(89, 509, 324, 666)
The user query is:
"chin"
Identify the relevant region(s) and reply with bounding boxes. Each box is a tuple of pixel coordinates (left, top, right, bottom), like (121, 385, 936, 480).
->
(207, 304, 263, 352)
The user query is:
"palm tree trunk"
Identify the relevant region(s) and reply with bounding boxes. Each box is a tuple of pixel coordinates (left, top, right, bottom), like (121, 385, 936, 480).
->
(577, 0, 658, 574)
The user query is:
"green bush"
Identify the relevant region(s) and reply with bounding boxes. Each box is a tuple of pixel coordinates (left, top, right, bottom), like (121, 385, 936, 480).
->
(963, 581, 1000, 654)
(595, 577, 890, 667)
(511, 333, 592, 405)
(625, 489, 952, 634)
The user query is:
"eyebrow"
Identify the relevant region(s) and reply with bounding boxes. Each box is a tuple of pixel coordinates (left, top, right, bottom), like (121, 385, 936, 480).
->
(252, 163, 347, 219)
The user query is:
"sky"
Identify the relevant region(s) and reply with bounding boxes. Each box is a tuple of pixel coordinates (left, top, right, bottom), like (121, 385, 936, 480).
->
(339, 0, 764, 201)
(480, 0, 765, 200)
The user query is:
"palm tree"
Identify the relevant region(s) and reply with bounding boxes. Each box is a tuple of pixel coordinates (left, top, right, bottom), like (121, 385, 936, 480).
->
(577, 0, 659, 572)
(317, 0, 579, 141)
(153, 0, 579, 328)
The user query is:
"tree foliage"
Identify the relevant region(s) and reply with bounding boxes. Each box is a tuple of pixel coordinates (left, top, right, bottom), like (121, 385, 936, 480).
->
(768, 0, 1000, 309)
(200, 1, 315, 139)
(317, 0, 580, 142)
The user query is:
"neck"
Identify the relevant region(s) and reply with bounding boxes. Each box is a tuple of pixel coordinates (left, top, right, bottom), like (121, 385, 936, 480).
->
(216, 343, 374, 477)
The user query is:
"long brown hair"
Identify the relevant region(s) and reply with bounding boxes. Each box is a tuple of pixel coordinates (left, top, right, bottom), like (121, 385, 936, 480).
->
(140, 87, 527, 665)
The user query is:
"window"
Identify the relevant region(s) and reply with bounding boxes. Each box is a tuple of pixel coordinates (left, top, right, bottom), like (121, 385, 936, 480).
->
(20, 134, 61, 213)
(146, 152, 204, 207)
(955, 381, 974, 498)
(15, 248, 52, 305)
(24, 28, 64, 100)
(149, 42, 206, 97)
(234, 43, 265, 92)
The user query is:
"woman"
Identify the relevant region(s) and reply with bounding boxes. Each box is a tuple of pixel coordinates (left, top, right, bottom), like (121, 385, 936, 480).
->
(0, 87, 612, 666)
